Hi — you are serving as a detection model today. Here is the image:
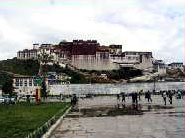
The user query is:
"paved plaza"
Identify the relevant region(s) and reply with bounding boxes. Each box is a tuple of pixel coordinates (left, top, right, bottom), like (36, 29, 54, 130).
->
(49, 95, 185, 138)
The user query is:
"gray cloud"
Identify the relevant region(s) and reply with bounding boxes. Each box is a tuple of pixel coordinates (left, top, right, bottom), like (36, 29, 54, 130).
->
(0, 0, 184, 63)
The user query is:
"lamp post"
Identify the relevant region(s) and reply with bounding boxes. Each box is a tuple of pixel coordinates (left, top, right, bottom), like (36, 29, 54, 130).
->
(154, 76, 156, 93)
(153, 75, 159, 93)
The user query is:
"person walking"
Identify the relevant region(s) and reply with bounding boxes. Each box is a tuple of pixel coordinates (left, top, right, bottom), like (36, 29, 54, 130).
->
(135, 92, 138, 104)
(145, 91, 148, 101)
(168, 90, 173, 104)
(71, 94, 78, 106)
(117, 93, 120, 101)
(120, 92, 126, 108)
(132, 92, 135, 104)
(146, 91, 152, 103)
(121, 92, 126, 103)
(132, 92, 138, 104)
(162, 91, 167, 105)
(177, 90, 182, 99)
(139, 90, 143, 101)
(149, 91, 152, 103)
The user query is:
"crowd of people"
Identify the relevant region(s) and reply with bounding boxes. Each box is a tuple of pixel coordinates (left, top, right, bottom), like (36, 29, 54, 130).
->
(70, 89, 184, 107)
(116, 89, 184, 106)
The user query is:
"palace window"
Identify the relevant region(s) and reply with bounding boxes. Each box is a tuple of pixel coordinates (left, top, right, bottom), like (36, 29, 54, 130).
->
(24, 80, 27, 86)
(15, 82, 19, 87)
(29, 79, 32, 86)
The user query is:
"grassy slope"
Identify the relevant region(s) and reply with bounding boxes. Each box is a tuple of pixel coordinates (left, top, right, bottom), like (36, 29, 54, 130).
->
(0, 103, 70, 138)
(0, 58, 39, 76)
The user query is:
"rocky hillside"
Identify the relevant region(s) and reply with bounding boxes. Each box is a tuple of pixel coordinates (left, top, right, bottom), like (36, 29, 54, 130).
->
(166, 68, 185, 81)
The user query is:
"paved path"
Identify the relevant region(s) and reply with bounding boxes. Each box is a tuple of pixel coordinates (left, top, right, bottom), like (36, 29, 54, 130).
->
(49, 95, 185, 138)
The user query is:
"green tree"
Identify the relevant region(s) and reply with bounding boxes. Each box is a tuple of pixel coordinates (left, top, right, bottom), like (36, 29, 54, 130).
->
(2, 79, 14, 96)
(70, 73, 87, 83)
(41, 80, 47, 99)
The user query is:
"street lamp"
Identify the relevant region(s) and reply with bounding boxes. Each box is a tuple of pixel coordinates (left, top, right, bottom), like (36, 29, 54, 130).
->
(153, 75, 159, 93)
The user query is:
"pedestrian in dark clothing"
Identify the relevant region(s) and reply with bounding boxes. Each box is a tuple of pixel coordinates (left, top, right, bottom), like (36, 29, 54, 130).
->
(146, 91, 152, 103)
(177, 90, 182, 99)
(71, 94, 78, 106)
(132, 92, 138, 104)
(132, 92, 135, 104)
(120, 92, 126, 108)
(168, 91, 173, 104)
(139, 90, 142, 101)
(121, 92, 126, 103)
(135, 92, 138, 104)
(149, 91, 152, 102)
(145, 92, 148, 99)
(117, 94, 120, 101)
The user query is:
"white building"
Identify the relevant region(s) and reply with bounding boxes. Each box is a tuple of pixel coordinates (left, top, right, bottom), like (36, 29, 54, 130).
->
(17, 43, 53, 61)
(38, 44, 52, 55)
(71, 52, 120, 70)
(13, 73, 71, 95)
(153, 60, 167, 75)
(50, 48, 69, 67)
(13, 75, 37, 96)
(168, 62, 183, 70)
(17, 49, 38, 60)
(109, 45, 122, 54)
(110, 51, 153, 71)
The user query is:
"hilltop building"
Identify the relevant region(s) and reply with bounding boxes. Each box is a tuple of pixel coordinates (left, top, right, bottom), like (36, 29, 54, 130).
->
(16, 40, 122, 70)
(16, 39, 183, 73)
(168, 62, 184, 70)
(53, 40, 121, 70)
(109, 45, 122, 54)
(17, 49, 38, 60)
(153, 60, 167, 75)
(110, 51, 153, 71)
(16, 41, 154, 71)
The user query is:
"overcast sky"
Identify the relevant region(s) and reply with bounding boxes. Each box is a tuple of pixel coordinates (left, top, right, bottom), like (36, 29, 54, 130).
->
(0, 0, 184, 63)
